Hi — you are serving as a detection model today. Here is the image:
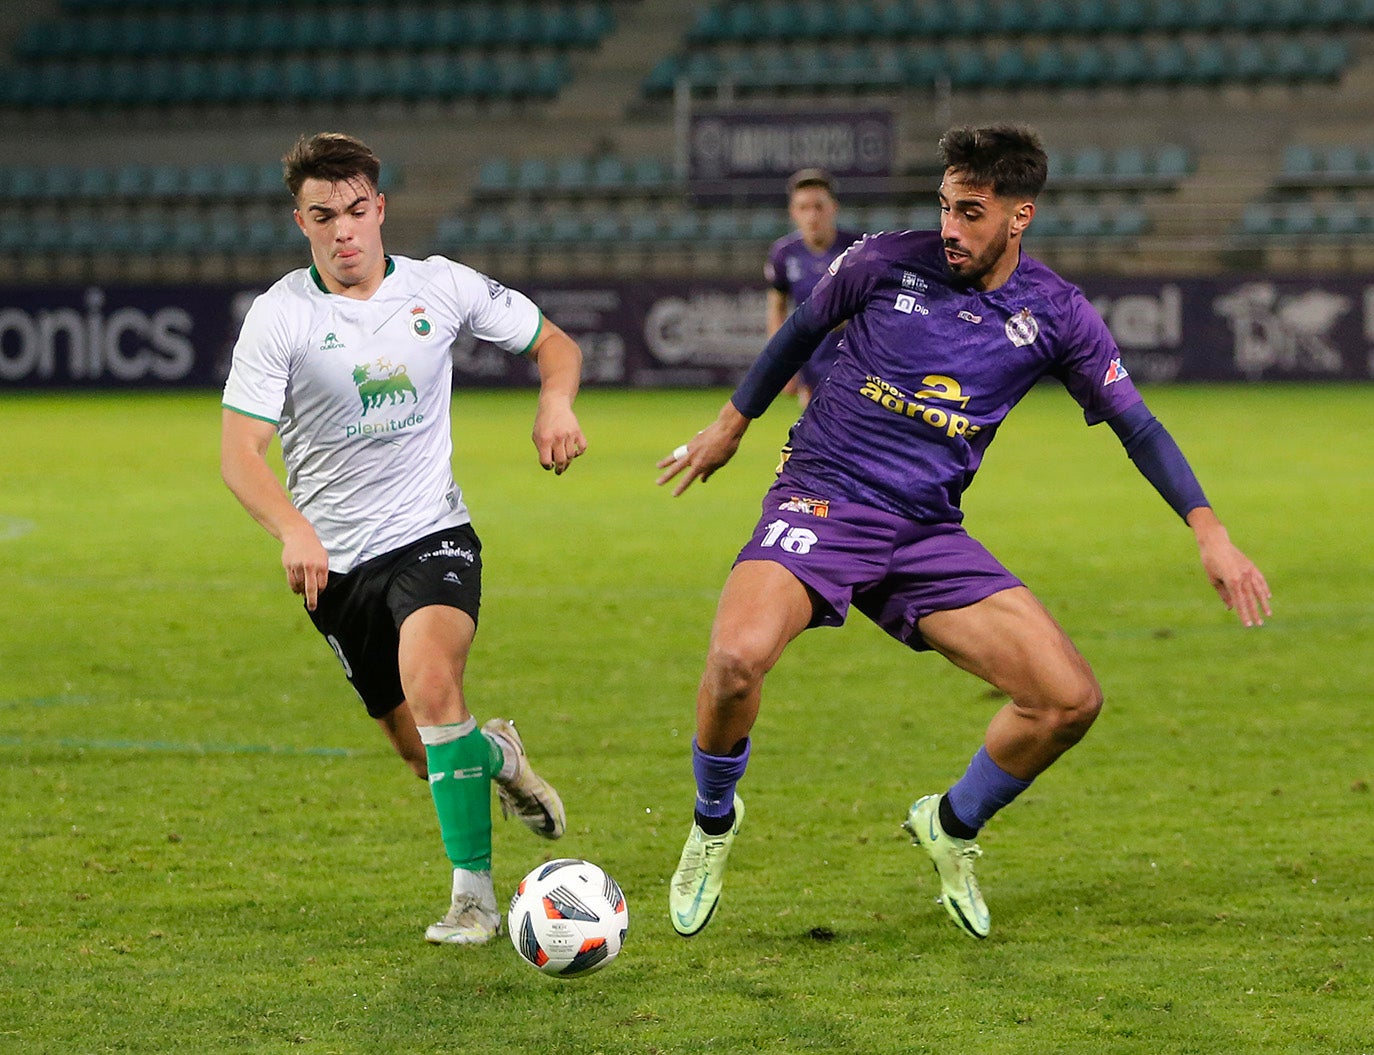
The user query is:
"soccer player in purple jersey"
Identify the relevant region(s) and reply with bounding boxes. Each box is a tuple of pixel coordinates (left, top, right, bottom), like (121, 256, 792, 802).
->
(657, 125, 1271, 941)
(765, 169, 864, 408)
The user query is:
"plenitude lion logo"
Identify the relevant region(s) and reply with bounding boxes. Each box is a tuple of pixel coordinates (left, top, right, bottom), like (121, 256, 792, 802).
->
(351, 357, 417, 415)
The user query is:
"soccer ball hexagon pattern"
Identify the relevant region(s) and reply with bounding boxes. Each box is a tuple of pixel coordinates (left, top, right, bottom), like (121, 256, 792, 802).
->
(508, 859, 628, 977)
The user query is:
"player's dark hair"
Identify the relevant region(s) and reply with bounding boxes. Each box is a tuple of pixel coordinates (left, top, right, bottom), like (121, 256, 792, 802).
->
(938, 125, 1048, 200)
(787, 167, 837, 197)
(282, 132, 382, 200)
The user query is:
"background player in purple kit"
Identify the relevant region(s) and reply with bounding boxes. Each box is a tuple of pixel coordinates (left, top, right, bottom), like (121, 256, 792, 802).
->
(657, 125, 1271, 941)
(765, 168, 863, 408)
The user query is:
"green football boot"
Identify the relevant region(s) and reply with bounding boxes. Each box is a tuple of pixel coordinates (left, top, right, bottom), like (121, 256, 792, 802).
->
(669, 795, 744, 937)
(903, 794, 990, 939)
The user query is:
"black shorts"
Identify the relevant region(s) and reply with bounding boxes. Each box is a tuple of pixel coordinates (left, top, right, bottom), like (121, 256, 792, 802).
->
(306, 525, 482, 718)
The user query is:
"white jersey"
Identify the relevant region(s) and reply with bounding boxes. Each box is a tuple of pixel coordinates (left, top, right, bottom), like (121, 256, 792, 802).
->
(223, 254, 541, 573)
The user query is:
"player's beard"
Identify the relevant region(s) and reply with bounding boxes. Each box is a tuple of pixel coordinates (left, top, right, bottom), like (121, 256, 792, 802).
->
(943, 225, 1011, 289)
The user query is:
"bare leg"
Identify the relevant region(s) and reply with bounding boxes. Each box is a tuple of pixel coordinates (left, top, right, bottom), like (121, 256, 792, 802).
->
(694, 560, 817, 753)
(917, 586, 1102, 781)
(376, 701, 427, 779)
(397, 605, 475, 727)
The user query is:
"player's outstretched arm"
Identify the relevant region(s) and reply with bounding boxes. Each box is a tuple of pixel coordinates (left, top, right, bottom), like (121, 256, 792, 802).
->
(528, 321, 587, 475)
(1186, 507, 1272, 628)
(656, 399, 751, 497)
(220, 409, 330, 610)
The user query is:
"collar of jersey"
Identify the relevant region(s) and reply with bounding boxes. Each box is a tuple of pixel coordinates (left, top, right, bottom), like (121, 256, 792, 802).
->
(309, 256, 395, 294)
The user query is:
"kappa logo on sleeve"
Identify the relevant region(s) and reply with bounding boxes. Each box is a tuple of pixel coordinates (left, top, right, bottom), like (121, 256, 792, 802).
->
(1103, 357, 1130, 385)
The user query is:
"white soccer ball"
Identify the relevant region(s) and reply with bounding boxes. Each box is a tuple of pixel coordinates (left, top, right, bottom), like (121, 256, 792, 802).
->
(508, 858, 628, 977)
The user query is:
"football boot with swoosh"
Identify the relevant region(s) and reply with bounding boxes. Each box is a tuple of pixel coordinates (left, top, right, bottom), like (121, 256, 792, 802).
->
(903, 794, 990, 939)
(669, 795, 744, 937)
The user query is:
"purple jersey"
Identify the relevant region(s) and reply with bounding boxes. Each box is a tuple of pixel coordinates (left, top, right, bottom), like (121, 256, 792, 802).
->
(765, 228, 864, 303)
(766, 228, 863, 390)
(778, 230, 1143, 524)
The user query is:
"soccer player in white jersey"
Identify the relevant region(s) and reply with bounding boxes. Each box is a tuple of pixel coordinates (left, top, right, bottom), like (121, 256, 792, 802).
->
(221, 132, 587, 946)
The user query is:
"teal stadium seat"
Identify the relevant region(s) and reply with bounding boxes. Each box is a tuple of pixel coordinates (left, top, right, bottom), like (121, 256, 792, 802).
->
(630, 157, 669, 189)
(588, 213, 624, 242)
(555, 157, 593, 193)
(1282, 143, 1318, 179)
(1110, 205, 1149, 237)
(591, 156, 628, 191)
(705, 210, 743, 241)
(1324, 201, 1364, 236)
(75, 166, 115, 200)
(1278, 200, 1319, 236)
(1312, 39, 1349, 81)
(515, 158, 553, 194)
(546, 214, 590, 244)
(44, 165, 81, 199)
(862, 206, 902, 233)
(477, 158, 514, 194)
(1324, 145, 1361, 180)
(687, 6, 728, 44)
(838, 4, 881, 37)
(253, 162, 285, 200)
(219, 163, 256, 200)
(663, 212, 704, 242)
(1231, 40, 1267, 83)
(1149, 40, 1189, 85)
(1152, 144, 1191, 181)
(625, 213, 663, 242)
(472, 213, 510, 244)
(184, 163, 222, 200)
(170, 217, 211, 253)
(147, 164, 184, 199)
(434, 214, 468, 250)
(1113, 147, 1148, 183)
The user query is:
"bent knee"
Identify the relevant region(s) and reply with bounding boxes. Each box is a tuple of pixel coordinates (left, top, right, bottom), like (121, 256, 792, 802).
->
(1019, 676, 1103, 743)
(703, 640, 772, 701)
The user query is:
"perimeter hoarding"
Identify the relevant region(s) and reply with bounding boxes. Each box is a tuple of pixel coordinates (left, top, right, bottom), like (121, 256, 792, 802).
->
(3, 275, 1373, 392)
(687, 109, 897, 202)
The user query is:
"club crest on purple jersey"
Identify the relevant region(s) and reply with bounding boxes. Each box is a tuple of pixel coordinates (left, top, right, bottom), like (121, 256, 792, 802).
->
(1005, 308, 1039, 347)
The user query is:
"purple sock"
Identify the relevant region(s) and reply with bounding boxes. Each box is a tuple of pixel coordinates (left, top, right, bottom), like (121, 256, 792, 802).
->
(692, 738, 750, 818)
(944, 746, 1033, 834)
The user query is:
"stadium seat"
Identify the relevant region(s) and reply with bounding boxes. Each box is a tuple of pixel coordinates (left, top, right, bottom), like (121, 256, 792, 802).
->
(591, 156, 628, 191)
(219, 163, 256, 201)
(624, 212, 663, 242)
(1239, 201, 1278, 237)
(588, 213, 624, 242)
(554, 157, 593, 193)
(662, 211, 704, 242)
(471, 213, 509, 244)
(434, 214, 468, 249)
(1281, 143, 1319, 179)
(1324, 200, 1364, 236)
(514, 158, 552, 194)
(476, 158, 514, 194)
(1152, 144, 1192, 181)
(629, 157, 670, 190)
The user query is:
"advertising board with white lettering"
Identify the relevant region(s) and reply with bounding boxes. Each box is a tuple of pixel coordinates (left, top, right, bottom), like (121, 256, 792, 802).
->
(4, 277, 1373, 390)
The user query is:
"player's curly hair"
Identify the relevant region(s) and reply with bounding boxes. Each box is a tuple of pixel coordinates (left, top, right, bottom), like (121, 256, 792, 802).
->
(938, 125, 1048, 200)
(282, 132, 382, 200)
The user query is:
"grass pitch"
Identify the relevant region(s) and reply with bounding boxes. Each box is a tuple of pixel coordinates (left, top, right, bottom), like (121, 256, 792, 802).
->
(1, 384, 1370, 1055)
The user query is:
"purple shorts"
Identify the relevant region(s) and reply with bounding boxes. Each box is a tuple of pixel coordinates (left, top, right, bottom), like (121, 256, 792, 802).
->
(733, 482, 1023, 650)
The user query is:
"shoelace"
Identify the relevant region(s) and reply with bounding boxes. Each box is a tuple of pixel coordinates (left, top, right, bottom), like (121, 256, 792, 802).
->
(443, 894, 489, 926)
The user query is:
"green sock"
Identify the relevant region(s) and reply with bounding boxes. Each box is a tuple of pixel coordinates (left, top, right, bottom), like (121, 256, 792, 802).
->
(425, 727, 500, 872)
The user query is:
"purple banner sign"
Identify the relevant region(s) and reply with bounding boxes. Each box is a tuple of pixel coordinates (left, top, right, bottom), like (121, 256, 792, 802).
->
(4, 274, 1374, 391)
(688, 109, 896, 201)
